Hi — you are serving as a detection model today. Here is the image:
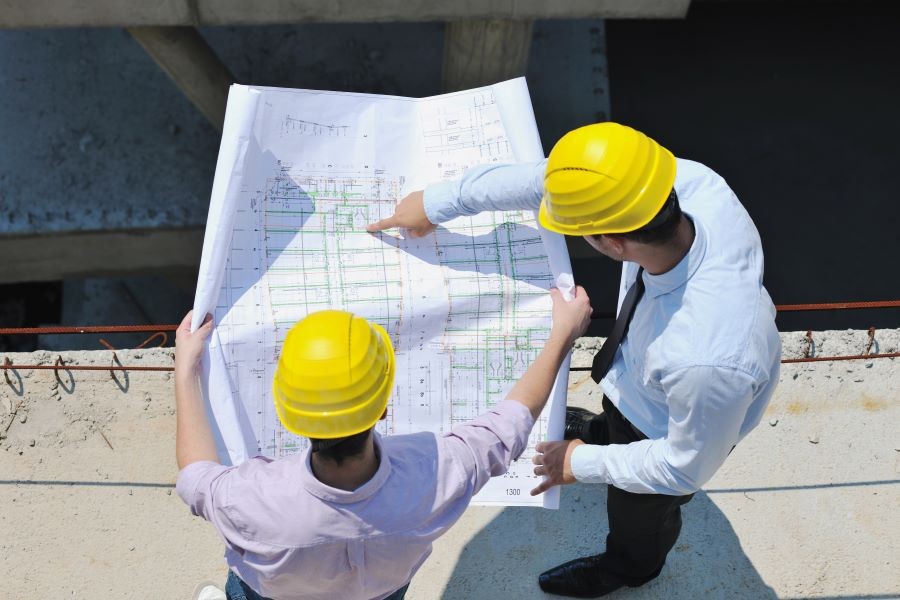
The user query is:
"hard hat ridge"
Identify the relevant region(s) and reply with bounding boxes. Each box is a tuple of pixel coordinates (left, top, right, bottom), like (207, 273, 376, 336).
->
(538, 122, 676, 236)
(272, 310, 395, 440)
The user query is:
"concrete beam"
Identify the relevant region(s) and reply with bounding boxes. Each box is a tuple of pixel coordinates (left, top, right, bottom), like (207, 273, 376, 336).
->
(442, 20, 534, 93)
(0, 1, 691, 28)
(0, 228, 203, 284)
(127, 26, 234, 131)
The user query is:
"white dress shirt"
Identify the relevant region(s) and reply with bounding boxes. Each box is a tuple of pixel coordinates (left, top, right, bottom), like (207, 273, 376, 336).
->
(425, 158, 782, 495)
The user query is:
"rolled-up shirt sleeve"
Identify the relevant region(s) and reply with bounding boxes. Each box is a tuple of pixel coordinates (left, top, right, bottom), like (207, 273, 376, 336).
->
(571, 365, 759, 495)
(423, 161, 546, 224)
(442, 400, 535, 494)
(176, 461, 246, 552)
(176, 460, 233, 519)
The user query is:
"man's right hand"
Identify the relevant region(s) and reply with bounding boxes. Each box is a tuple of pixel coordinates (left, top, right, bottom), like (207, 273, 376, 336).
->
(175, 310, 213, 377)
(366, 190, 437, 238)
(549, 286, 592, 346)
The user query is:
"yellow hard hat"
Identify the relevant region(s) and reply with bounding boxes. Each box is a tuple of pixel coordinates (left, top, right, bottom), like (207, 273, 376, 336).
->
(538, 122, 677, 235)
(272, 310, 395, 439)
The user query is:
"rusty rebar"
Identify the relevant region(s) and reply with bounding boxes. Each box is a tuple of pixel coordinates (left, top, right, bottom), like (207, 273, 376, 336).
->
(570, 350, 900, 371)
(0, 325, 178, 335)
(803, 330, 814, 358)
(1, 364, 174, 372)
(865, 327, 877, 355)
(775, 300, 900, 312)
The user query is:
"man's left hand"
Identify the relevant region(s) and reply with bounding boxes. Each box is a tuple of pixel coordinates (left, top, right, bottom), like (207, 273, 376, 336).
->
(530, 439, 584, 496)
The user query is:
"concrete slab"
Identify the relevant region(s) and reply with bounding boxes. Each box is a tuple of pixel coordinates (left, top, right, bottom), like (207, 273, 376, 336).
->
(0, 0, 690, 28)
(0, 22, 607, 238)
(0, 28, 217, 237)
(1, 329, 897, 599)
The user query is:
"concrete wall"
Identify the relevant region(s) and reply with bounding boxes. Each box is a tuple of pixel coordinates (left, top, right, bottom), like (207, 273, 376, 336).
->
(0, 22, 607, 239)
(1, 329, 898, 598)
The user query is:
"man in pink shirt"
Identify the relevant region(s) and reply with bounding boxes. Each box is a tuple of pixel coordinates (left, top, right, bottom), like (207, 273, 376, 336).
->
(175, 286, 591, 600)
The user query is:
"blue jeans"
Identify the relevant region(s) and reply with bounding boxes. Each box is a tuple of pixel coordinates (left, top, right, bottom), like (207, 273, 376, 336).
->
(225, 571, 409, 600)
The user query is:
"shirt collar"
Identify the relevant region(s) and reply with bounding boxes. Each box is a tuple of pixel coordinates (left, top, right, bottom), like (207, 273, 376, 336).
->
(298, 431, 392, 504)
(643, 213, 707, 299)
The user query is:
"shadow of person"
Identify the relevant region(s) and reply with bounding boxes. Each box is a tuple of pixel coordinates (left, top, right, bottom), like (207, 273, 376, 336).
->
(438, 486, 776, 599)
(374, 221, 554, 287)
(202, 144, 316, 463)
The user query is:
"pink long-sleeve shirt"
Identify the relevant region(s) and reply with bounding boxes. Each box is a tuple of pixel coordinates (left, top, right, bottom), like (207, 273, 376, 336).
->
(177, 400, 534, 600)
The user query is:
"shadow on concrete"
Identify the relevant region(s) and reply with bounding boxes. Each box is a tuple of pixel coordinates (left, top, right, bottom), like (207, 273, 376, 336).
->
(705, 480, 899, 494)
(441, 486, 777, 600)
(56, 362, 75, 395)
(204, 145, 314, 461)
(110, 351, 129, 392)
(0, 480, 173, 488)
(779, 596, 900, 600)
(3, 367, 24, 397)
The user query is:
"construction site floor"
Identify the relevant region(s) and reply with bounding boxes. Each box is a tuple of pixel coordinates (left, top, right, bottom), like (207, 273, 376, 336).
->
(1, 329, 897, 599)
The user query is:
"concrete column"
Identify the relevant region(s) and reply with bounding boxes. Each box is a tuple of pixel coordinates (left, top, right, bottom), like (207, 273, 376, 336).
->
(441, 20, 534, 92)
(126, 26, 234, 131)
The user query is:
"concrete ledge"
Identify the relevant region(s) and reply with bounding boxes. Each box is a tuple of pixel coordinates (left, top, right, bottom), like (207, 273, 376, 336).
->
(1, 330, 897, 598)
(0, 228, 204, 284)
(1, 0, 691, 29)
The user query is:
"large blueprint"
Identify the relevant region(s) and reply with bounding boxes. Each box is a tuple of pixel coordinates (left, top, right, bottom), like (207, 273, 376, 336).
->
(192, 78, 572, 507)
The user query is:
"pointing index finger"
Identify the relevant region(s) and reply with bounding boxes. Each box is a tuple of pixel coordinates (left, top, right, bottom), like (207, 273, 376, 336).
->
(366, 215, 399, 233)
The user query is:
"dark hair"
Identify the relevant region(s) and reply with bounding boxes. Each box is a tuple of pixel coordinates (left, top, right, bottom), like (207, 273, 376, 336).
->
(617, 188, 682, 245)
(309, 429, 372, 465)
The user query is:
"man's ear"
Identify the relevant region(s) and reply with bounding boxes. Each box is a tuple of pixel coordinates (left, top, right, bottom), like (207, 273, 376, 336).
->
(604, 234, 627, 257)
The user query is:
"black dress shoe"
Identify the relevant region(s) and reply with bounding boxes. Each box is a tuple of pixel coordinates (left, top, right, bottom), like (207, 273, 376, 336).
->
(538, 554, 627, 598)
(564, 407, 599, 442)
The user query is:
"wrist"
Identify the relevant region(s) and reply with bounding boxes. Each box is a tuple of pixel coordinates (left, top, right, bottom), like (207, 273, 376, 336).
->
(547, 329, 577, 349)
(174, 360, 200, 380)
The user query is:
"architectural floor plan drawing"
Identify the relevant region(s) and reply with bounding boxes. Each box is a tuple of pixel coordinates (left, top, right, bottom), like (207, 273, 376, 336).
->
(192, 78, 573, 507)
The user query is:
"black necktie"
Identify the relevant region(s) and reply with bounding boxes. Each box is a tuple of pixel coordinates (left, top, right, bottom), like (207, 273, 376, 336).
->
(591, 267, 645, 383)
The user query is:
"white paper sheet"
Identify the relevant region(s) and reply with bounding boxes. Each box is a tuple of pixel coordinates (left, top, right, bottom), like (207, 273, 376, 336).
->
(192, 78, 573, 507)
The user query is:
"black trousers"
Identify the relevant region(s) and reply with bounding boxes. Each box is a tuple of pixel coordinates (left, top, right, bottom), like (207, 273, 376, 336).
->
(584, 396, 694, 587)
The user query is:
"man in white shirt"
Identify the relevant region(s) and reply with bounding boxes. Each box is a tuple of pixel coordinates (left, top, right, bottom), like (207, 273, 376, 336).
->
(367, 122, 781, 597)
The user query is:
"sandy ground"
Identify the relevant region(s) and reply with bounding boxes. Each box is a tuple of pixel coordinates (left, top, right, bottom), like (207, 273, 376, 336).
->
(1, 330, 898, 599)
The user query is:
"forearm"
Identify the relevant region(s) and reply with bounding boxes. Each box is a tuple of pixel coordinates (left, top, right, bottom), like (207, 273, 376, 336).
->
(572, 366, 757, 494)
(424, 160, 546, 224)
(175, 370, 219, 469)
(570, 439, 701, 495)
(506, 333, 571, 420)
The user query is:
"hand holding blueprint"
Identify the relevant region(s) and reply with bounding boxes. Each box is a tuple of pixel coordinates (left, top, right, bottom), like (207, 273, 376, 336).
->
(192, 78, 572, 507)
